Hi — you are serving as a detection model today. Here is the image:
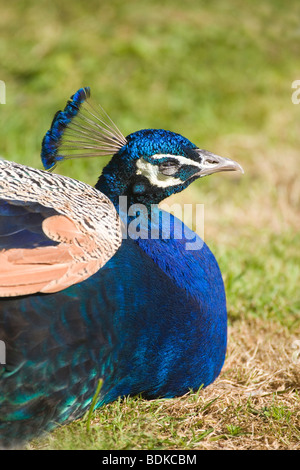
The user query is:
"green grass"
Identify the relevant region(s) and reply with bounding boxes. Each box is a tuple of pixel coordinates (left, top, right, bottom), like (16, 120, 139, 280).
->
(218, 231, 300, 328)
(0, 0, 299, 450)
(31, 384, 300, 450)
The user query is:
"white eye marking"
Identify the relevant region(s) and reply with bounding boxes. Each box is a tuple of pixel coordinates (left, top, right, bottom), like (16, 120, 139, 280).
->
(136, 154, 202, 188)
(136, 158, 182, 187)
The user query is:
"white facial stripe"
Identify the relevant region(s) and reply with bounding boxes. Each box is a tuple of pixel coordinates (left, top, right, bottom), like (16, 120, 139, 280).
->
(136, 154, 202, 188)
(150, 153, 202, 169)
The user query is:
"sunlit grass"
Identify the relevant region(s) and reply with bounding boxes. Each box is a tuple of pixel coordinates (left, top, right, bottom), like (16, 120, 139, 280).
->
(0, 0, 299, 451)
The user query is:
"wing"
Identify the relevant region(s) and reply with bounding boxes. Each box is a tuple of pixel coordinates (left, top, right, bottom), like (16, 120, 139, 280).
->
(0, 159, 122, 296)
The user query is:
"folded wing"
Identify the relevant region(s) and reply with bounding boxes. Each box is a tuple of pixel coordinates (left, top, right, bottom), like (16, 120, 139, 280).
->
(0, 160, 122, 296)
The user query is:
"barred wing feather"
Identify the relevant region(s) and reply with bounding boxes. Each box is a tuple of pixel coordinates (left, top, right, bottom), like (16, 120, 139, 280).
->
(0, 160, 122, 296)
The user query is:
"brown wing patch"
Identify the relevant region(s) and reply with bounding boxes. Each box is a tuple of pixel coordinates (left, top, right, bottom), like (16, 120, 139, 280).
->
(0, 160, 122, 296)
(0, 215, 102, 296)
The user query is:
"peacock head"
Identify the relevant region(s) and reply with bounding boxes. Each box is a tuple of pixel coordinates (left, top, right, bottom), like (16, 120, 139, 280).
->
(102, 128, 243, 207)
(41, 87, 243, 209)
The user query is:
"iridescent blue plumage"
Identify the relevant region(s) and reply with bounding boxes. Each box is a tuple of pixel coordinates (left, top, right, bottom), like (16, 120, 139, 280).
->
(0, 88, 243, 448)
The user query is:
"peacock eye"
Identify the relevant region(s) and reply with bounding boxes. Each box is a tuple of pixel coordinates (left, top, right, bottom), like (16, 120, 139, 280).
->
(158, 160, 180, 176)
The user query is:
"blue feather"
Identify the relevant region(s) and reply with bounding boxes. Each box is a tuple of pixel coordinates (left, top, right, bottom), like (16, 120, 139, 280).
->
(41, 87, 90, 170)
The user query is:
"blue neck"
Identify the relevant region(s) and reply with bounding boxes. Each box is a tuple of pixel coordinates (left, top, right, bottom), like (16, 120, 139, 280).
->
(99, 205, 228, 399)
(133, 208, 220, 303)
(117, 197, 224, 309)
(96, 150, 227, 322)
(97, 164, 224, 306)
(96, 173, 227, 396)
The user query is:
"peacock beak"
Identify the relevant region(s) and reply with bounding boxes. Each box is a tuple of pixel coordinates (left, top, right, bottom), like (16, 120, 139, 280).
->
(194, 149, 244, 177)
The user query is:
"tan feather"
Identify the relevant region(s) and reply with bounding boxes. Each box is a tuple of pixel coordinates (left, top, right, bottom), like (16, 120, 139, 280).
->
(0, 160, 122, 296)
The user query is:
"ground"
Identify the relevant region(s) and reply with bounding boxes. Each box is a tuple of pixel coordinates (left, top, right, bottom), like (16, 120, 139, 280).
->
(0, 0, 299, 450)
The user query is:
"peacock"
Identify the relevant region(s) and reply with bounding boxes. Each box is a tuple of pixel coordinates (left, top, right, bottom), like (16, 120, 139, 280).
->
(0, 88, 243, 448)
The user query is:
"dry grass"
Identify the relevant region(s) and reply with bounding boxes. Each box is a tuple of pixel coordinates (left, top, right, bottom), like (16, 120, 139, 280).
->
(111, 321, 299, 451)
(31, 318, 299, 450)
(2, 0, 299, 451)
(193, 319, 300, 450)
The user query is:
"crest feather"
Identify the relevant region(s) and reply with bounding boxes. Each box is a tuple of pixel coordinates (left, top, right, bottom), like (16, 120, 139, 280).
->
(41, 87, 127, 170)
